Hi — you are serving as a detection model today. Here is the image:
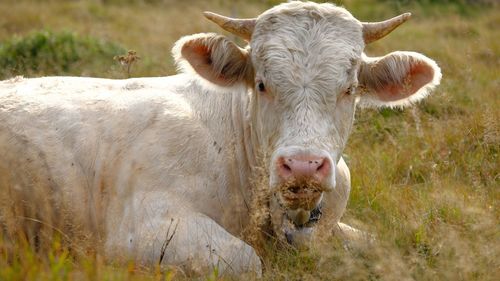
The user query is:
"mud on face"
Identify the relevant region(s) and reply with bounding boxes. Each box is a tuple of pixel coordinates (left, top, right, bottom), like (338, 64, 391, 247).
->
(275, 178, 326, 211)
(243, 159, 331, 253)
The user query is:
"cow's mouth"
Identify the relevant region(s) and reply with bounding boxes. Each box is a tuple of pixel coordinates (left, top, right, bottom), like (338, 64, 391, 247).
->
(284, 204, 322, 245)
(280, 187, 323, 210)
(276, 179, 325, 212)
(285, 204, 323, 228)
(271, 180, 327, 246)
(272, 193, 323, 247)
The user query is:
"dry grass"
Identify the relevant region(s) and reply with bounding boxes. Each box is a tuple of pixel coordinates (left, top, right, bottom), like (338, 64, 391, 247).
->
(0, 0, 498, 280)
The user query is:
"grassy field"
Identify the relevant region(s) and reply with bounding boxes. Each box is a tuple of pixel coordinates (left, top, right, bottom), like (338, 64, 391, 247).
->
(0, 0, 499, 280)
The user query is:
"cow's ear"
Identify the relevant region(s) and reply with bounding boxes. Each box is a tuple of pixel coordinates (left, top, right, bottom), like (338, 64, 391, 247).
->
(172, 33, 252, 87)
(357, 51, 441, 107)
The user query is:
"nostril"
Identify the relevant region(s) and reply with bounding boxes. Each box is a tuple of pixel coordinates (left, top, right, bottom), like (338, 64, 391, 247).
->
(277, 158, 294, 179)
(315, 158, 330, 179)
(283, 163, 292, 171)
(317, 162, 324, 171)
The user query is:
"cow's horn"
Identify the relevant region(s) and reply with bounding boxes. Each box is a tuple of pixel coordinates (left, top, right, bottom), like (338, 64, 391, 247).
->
(203, 11, 256, 41)
(362, 13, 411, 44)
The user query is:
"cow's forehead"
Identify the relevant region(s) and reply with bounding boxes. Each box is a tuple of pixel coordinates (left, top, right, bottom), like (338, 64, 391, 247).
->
(250, 2, 364, 92)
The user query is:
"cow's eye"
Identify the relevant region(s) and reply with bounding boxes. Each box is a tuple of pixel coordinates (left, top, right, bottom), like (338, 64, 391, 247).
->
(258, 82, 266, 92)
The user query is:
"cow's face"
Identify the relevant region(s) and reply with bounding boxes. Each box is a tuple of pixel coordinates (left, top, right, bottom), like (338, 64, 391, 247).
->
(249, 3, 363, 212)
(174, 1, 441, 244)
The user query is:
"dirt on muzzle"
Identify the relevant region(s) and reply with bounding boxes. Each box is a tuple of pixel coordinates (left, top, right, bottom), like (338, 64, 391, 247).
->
(276, 179, 326, 211)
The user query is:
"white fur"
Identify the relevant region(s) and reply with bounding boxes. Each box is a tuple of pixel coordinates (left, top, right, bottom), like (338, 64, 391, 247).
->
(0, 1, 441, 276)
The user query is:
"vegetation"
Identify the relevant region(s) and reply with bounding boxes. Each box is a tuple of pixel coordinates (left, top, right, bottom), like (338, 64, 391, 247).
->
(0, 30, 125, 78)
(0, 0, 498, 280)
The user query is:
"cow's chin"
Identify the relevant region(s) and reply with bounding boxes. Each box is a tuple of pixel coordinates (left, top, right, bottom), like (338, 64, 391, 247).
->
(270, 179, 326, 248)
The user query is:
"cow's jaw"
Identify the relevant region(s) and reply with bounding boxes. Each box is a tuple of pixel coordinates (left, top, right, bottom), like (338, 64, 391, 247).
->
(269, 189, 323, 248)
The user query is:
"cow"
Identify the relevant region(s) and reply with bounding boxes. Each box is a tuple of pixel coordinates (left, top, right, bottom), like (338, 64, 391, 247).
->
(0, 1, 441, 276)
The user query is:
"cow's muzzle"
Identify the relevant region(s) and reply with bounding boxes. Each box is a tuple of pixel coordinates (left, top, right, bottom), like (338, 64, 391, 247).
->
(271, 147, 336, 195)
(269, 147, 336, 246)
(276, 155, 331, 183)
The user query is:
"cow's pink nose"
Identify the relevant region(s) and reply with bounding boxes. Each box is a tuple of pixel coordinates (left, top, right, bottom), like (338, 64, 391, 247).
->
(277, 156, 331, 182)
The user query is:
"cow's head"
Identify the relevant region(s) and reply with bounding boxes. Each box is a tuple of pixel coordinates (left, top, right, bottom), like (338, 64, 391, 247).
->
(173, 1, 441, 245)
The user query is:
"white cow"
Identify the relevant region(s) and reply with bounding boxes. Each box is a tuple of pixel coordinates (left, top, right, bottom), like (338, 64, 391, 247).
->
(0, 1, 441, 276)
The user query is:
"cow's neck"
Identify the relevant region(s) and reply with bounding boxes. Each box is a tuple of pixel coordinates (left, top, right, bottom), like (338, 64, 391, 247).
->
(229, 88, 277, 236)
(228, 88, 259, 204)
(193, 85, 260, 235)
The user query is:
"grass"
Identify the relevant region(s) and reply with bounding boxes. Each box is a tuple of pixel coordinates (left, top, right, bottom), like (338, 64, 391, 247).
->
(0, 30, 125, 78)
(0, 0, 498, 280)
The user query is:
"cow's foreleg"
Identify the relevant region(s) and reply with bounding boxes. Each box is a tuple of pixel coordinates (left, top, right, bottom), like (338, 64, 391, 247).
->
(312, 157, 362, 240)
(105, 194, 261, 276)
(322, 158, 372, 243)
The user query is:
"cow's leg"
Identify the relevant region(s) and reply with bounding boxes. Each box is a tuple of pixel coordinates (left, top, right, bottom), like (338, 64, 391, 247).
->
(312, 157, 367, 241)
(104, 192, 261, 277)
(315, 157, 351, 230)
(327, 158, 371, 242)
(334, 222, 370, 241)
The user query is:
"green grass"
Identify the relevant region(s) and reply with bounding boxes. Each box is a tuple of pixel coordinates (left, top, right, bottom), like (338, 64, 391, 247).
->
(0, 30, 125, 78)
(0, 0, 498, 280)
